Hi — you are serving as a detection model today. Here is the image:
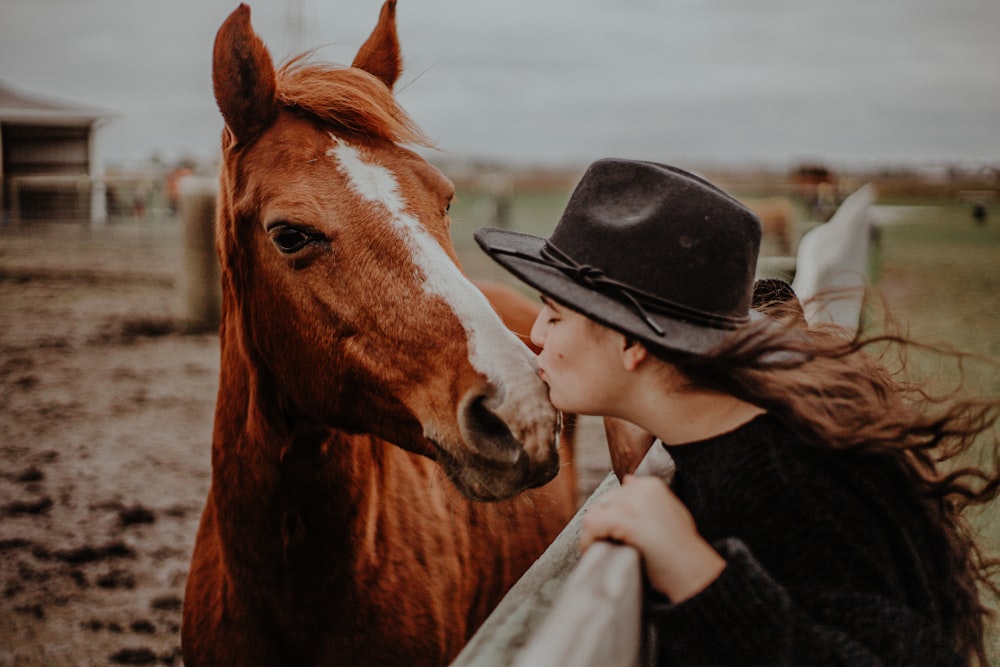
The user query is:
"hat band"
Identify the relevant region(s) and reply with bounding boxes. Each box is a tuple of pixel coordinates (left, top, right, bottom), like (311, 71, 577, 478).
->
(491, 242, 750, 335)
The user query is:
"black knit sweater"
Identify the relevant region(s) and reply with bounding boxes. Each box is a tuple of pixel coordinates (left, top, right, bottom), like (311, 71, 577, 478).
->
(646, 413, 963, 666)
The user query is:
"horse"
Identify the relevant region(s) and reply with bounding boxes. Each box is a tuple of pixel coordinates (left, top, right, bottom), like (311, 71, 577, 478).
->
(181, 3, 578, 665)
(744, 196, 797, 257)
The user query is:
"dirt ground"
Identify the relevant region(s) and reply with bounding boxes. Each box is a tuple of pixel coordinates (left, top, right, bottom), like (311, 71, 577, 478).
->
(0, 219, 610, 666)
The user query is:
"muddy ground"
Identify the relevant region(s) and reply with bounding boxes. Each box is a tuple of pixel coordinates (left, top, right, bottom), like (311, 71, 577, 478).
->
(0, 219, 610, 666)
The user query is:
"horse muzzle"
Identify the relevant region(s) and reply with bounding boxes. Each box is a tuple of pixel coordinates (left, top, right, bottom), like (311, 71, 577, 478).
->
(443, 384, 562, 501)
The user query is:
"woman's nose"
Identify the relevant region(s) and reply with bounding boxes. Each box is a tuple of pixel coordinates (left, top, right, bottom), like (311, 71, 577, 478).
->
(529, 309, 548, 350)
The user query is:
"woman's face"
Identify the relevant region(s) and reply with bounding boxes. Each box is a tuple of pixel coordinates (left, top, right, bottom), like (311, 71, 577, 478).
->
(529, 296, 627, 415)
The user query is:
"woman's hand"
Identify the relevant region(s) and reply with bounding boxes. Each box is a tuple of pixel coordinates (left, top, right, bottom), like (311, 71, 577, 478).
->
(580, 475, 726, 603)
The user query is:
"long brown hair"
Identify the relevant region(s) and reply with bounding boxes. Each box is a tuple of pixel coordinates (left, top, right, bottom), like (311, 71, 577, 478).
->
(673, 287, 1000, 665)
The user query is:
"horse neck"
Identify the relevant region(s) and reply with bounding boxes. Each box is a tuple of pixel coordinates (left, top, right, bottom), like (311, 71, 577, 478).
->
(210, 307, 387, 573)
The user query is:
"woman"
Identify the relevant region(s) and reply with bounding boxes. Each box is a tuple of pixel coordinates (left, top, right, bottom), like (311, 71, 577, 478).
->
(475, 158, 999, 665)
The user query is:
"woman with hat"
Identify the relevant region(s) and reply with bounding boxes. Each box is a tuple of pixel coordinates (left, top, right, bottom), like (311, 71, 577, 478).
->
(476, 158, 999, 665)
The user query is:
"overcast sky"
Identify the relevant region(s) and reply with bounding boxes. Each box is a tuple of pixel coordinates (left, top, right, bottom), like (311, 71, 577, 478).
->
(1, 0, 998, 170)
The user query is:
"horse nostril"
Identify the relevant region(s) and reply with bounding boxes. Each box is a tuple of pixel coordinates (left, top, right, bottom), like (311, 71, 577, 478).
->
(467, 395, 507, 439)
(460, 393, 521, 464)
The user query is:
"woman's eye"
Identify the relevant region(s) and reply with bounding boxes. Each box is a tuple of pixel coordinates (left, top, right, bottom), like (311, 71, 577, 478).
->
(270, 226, 313, 253)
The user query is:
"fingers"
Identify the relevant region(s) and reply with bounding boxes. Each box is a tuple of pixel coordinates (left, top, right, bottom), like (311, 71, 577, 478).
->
(580, 493, 614, 552)
(579, 501, 622, 552)
(579, 477, 726, 603)
(579, 480, 656, 552)
(579, 477, 684, 553)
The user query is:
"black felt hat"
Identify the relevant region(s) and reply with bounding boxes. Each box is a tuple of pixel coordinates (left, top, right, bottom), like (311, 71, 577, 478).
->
(475, 158, 780, 358)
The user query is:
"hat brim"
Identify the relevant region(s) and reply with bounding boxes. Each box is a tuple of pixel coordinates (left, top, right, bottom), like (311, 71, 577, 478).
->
(475, 227, 780, 359)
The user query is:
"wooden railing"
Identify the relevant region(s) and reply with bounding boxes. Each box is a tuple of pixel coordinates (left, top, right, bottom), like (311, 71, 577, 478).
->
(450, 473, 620, 667)
(511, 541, 644, 667)
(452, 445, 675, 667)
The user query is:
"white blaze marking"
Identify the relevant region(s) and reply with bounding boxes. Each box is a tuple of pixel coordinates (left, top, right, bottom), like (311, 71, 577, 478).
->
(327, 137, 528, 382)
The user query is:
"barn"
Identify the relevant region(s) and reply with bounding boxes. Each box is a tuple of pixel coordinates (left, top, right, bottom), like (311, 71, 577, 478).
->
(0, 79, 112, 224)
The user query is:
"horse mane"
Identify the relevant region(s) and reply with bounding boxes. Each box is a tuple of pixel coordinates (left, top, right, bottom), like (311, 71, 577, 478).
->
(275, 55, 431, 147)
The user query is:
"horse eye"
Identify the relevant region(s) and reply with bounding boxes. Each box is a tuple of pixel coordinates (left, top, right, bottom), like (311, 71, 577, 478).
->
(270, 225, 313, 254)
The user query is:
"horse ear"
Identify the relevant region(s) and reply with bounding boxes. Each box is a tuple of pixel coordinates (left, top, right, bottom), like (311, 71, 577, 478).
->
(213, 4, 278, 146)
(351, 0, 401, 90)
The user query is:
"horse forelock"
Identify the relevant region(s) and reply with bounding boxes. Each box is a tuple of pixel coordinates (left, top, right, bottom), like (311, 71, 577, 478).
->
(275, 56, 430, 148)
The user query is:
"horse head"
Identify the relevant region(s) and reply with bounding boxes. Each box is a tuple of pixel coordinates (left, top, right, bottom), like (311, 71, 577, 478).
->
(210, 2, 561, 501)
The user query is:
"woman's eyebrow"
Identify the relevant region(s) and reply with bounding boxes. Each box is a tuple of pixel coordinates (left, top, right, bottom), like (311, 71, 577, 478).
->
(539, 294, 558, 310)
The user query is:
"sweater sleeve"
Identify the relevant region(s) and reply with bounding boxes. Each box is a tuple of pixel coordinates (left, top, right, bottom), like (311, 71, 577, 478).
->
(645, 539, 963, 666)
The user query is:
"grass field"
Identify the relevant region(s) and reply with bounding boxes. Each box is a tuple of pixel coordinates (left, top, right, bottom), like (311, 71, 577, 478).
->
(872, 203, 1000, 662)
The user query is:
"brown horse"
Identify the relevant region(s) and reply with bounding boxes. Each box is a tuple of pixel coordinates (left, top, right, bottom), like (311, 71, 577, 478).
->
(745, 196, 797, 257)
(181, 3, 577, 665)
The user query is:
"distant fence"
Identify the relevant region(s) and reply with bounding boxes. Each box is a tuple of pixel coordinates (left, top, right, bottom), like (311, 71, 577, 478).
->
(451, 185, 878, 666)
(4, 174, 100, 224)
(0, 172, 197, 225)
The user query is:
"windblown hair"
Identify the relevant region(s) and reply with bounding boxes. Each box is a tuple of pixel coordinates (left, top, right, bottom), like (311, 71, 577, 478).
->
(275, 55, 430, 147)
(675, 287, 1000, 664)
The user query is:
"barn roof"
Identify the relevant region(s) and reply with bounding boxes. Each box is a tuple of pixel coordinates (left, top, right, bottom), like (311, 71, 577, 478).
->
(0, 78, 114, 126)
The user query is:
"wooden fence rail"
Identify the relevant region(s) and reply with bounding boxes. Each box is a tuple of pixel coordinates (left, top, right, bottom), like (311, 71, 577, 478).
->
(511, 541, 643, 667)
(452, 444, 675, 667)
(450, 473, 620, 667)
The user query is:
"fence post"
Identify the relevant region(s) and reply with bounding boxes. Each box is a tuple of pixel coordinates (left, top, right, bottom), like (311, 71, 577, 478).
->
(177, 177, 220, 333)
